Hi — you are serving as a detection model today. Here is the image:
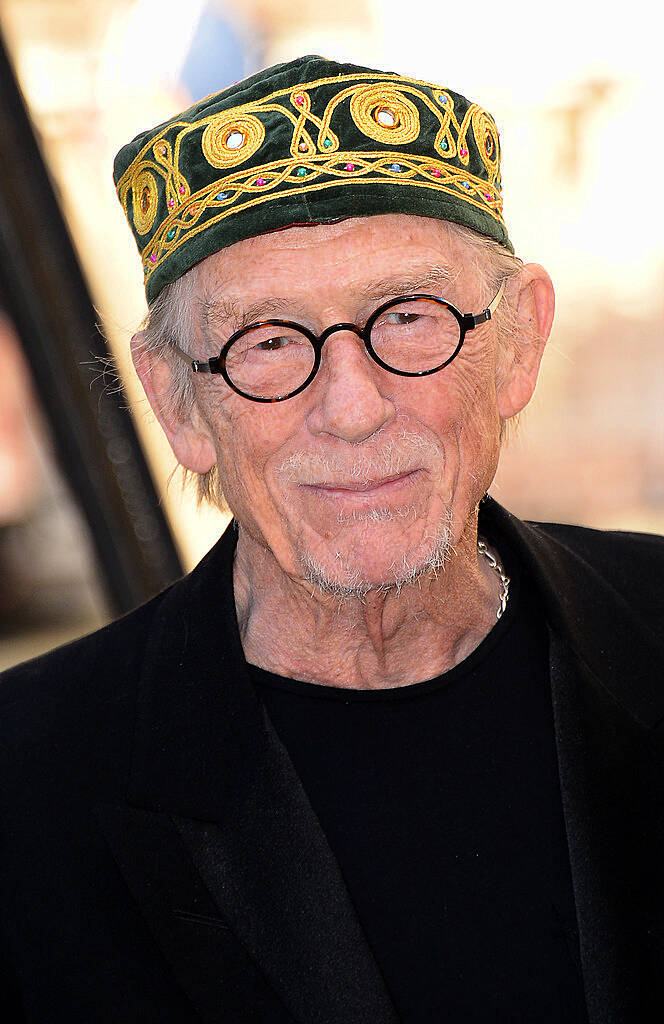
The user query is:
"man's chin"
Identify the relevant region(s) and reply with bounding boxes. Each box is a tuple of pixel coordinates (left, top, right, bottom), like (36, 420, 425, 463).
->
(298, 515, 453, 599)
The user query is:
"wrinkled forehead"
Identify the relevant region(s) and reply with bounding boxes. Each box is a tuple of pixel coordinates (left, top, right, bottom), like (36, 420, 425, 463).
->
(192, 214, 484, 315)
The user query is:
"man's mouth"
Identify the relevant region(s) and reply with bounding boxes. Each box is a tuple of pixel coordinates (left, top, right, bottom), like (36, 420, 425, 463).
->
(302, 469, 422, 497)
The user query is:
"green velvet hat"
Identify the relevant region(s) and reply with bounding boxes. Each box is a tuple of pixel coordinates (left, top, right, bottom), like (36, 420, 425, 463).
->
(114, 55, 511, 303)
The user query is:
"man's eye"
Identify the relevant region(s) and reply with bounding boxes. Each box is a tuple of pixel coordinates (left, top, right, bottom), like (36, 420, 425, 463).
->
(383, 312, 422, 326)
(254, 335, 291, 351)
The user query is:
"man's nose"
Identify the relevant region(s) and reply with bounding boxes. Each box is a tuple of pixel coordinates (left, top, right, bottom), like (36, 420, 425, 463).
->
(307, 330, 396, 443)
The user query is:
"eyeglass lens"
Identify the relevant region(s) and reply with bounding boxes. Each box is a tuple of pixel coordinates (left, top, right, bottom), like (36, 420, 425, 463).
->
(224, 298, 462, 400)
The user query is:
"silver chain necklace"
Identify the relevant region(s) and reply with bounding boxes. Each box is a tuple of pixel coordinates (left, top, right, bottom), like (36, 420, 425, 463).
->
(477, 538, 510, 619)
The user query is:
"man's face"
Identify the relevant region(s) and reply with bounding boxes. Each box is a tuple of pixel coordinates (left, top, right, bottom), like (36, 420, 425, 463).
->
(189, 215, 507, 592)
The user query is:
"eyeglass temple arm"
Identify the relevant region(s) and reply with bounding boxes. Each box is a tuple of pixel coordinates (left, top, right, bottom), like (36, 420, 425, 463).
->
(170, 342, 212, 373)
(467, 278, 507, 329)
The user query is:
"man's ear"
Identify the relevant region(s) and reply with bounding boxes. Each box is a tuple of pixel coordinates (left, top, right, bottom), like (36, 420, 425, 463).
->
(496, 263, 555, 420)
(131, 331, 217, 473)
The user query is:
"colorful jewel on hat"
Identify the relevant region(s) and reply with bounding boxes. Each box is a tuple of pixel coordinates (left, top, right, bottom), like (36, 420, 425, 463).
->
(225, 130, 245, 149)
(374, 107, 397, 128)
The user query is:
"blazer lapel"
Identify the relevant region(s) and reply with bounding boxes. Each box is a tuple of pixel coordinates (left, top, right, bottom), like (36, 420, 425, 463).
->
(547, 636, 664, 1024)
(103, 524, 398, 1024)
(171, 717, 399, 1024)
(483, 501, 664, 1023)
(96, 803, 297, 1024)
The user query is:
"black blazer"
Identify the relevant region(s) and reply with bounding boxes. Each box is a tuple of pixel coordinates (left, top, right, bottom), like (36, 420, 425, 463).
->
(1, 498, 663, 1023)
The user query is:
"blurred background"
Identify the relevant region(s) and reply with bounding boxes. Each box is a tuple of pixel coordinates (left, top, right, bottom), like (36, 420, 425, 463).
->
(0, 0, 662, 669)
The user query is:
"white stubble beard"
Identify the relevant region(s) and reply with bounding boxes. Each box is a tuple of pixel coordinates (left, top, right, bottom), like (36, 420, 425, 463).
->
(300, 503, 453, 600)
(277, 428, 453, 601)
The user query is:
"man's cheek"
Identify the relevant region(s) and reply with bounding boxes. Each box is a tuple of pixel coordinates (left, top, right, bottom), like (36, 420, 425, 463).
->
(226, 447, 283, 522)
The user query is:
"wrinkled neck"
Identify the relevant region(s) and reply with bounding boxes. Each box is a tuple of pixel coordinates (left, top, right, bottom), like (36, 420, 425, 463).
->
(233, 517, 501, 690)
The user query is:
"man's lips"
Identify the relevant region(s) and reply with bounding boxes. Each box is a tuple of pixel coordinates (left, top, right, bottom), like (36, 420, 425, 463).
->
(301, 469, 422, 496)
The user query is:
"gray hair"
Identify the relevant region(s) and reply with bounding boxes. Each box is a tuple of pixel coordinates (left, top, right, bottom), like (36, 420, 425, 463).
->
(135, 220, 533, 506)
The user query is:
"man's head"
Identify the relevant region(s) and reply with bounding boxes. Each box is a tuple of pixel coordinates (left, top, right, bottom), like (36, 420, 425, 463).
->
(117, 57, 554, 596)
(131, 214, 553, 595)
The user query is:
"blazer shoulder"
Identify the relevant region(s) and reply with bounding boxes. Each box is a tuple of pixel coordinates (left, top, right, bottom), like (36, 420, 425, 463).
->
(527, 519, 664, 567)
(0, 585, 172, 754)
(524, 519, 664, 627)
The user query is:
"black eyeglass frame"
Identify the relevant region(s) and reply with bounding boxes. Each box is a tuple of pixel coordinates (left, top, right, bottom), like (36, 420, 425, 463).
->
(172, 280, 506, 403)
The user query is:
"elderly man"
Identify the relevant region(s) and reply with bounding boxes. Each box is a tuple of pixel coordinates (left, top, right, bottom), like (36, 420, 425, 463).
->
(1, 56, 663, 1024)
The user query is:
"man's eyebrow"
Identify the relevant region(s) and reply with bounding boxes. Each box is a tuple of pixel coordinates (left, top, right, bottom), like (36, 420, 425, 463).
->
(202, 296, 310, 332)
(357, 266, 458, 301)
(201, 266, 459, 332)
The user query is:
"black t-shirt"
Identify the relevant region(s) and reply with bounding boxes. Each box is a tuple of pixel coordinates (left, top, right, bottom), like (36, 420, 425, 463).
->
(249, 543, 588, 1023)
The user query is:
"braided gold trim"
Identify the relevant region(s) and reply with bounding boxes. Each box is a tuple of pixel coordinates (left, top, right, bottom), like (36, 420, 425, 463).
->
(140, 152, 504, 280)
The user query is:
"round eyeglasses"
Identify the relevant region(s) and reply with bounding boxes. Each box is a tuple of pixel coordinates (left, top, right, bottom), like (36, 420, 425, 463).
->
(172, 280, 506, 403)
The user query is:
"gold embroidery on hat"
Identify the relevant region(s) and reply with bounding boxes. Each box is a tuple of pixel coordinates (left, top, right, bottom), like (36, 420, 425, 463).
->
(132, 170, 159, 234)
(202, 111, 265, 168)
(349, 84, 420, 145)
(116, 72, 507, 281)
(289, 88, 339, 155)
(429, 91, 457, 159)
(454, 104, 477, 167)
(118, 72, 494, 182)
(152, 138, 190, 208)
(471, 107, 500, 175)
(141, 150, 504, 278)
(152, 139, 171, 164)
